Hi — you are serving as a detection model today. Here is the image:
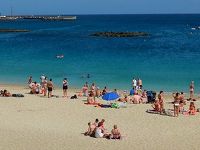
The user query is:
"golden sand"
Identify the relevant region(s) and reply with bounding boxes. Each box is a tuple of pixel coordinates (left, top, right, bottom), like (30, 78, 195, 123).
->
(0, 84, 200, 150)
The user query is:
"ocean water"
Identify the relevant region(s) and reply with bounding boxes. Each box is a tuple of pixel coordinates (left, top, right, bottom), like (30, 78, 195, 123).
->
(0, 14, 200, 92)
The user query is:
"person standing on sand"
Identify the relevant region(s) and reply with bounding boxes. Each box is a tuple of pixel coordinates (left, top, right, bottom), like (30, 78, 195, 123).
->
(63, 78, 68, 98)
(138, 78, 142, 89)
(189, 81, 194, 100)
(158, 91, 164, 114)
(28, 76, 33, 84)
(42, 77, 48, 96)
(47, 78, 53, 98)
(132, 77, 137, 90)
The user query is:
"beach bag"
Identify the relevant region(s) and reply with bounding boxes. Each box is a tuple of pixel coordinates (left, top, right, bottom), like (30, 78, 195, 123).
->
(111, 103, 119, 109)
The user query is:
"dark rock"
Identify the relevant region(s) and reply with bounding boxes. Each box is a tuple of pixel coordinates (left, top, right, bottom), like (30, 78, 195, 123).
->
(91, 32, 149, 37)
(0, 29, 30, 33)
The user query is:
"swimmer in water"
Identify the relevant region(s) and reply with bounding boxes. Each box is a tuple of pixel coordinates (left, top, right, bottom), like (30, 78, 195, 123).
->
(56, 54, 64, 58)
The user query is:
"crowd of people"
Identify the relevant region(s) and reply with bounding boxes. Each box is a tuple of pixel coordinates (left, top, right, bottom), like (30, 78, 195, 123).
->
(28, 75, 67, 98)
(151, 89, 198, 117)
(84, 119, 121, 139)
(0, 75, 198, 142)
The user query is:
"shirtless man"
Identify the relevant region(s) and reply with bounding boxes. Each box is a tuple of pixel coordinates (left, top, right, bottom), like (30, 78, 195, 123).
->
(110, 125, 121, 139)
(47, 79, 53, 98)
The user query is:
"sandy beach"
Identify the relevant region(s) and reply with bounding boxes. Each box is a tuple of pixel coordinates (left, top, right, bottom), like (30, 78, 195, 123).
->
(0, 84, 200, 150)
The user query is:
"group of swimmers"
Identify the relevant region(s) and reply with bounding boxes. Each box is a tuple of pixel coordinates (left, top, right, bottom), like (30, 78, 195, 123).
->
(84, 119, 121, 139)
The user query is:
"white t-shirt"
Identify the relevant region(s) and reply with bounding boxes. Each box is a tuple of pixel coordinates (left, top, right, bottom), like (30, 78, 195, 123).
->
(95, 127, 104, 138)
(132, 79, 137, 86)
(40, 75, 45, 82)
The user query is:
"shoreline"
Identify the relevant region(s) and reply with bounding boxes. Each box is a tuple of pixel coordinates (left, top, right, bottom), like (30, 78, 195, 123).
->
(1, 82, 200, 99)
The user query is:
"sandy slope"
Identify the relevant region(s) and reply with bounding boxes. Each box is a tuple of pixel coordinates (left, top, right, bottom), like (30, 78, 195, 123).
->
(0, 85, 200, 150)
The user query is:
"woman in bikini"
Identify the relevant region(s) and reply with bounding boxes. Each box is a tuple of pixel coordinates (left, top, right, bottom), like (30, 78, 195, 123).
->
(173, 92, 180, 117)
(87, 93, 95, 104)
(158, 91, 164, 114)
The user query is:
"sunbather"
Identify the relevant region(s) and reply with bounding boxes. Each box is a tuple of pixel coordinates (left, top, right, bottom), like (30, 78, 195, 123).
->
(87, 93, 95, 104)
(110, 125, 121, 139)
(2, 89, 12, 97)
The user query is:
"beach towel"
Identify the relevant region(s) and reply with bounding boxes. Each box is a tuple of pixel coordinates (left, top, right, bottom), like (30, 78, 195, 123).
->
(12, 94, 24, 97)
(84, 102, 100, 105)
(146, 109, 160, 114)
(99, 104, 111, 108)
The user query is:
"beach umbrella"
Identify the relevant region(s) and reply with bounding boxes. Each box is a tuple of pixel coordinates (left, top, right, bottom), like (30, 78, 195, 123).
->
(102, 92, 119, 101)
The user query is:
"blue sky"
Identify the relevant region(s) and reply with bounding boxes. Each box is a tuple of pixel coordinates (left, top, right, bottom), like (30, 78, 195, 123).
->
(0, 0, 200, 15)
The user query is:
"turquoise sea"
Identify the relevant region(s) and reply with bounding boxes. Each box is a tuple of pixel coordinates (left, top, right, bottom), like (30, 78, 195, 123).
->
(0, 14, 200, 92)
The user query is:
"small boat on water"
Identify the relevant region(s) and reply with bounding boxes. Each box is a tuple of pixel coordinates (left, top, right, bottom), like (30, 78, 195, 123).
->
(56, 55, 64, 59)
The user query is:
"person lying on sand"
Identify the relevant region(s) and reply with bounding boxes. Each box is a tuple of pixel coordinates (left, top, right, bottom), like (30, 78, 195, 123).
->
(109, 125, 121, 139)
(1, 89, 12, 97)
(84, 122, 96, 136)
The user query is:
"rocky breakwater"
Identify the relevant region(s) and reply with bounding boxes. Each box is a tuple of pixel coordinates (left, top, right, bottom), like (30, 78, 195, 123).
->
(0, 29, 30, 33)
(91, 31, 149, 37)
